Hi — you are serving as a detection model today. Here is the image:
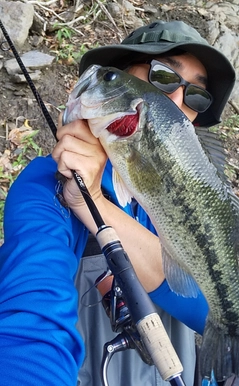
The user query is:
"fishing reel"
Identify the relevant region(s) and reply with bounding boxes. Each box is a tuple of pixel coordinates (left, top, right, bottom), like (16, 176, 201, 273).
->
(96, 273, 154, 386)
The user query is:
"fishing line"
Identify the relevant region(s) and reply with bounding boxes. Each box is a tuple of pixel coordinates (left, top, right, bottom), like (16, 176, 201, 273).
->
(0, 18, 104, 228)
(81, 269, 112, 308)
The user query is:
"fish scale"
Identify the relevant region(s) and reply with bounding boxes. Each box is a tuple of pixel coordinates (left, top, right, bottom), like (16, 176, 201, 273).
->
(63, 64, 239, 381)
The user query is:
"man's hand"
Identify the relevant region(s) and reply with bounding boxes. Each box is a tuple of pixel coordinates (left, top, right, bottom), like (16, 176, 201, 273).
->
(52, 116, 107, 210)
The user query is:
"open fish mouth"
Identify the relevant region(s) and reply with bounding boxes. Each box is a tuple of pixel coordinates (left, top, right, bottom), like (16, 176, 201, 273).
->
(86, 98, 143, 139)
(106, 111, 139, 137)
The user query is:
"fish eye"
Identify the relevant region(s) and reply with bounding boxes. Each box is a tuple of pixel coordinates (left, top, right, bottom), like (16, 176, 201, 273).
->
(103, 71, 118, 82)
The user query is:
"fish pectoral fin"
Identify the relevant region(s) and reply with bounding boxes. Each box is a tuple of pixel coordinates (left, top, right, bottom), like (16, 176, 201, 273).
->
(162, 247, 200, 298)
(112, 167, 133, 207)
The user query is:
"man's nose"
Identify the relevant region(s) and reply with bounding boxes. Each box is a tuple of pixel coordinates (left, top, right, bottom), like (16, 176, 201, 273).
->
(166, 86, 184, 109)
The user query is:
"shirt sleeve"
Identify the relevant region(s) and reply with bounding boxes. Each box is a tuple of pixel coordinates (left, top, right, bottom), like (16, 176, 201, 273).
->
(149, 280, 209, 335)
(0, 155, 87, 386)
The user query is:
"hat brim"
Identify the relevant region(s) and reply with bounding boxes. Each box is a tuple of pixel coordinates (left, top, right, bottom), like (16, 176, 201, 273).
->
(79, 41, 235, 127)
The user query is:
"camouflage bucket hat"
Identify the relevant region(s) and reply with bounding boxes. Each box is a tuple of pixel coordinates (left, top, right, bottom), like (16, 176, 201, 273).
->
(79, 21, 235, 127)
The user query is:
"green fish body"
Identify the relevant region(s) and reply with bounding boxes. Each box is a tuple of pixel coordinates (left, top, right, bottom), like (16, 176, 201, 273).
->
(64, 65, 239, 381)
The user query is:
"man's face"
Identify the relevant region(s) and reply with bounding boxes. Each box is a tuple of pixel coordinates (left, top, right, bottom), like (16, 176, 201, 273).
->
(128, 53, 208, 123)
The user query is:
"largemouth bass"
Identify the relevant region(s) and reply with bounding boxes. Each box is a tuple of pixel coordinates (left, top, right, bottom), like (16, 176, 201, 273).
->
(63, 65, 239, 381)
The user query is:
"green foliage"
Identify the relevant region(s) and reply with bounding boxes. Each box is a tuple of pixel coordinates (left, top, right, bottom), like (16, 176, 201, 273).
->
(210, 114, 239, 138)
(55, 42, 82, 62)
(55, 26, 73, 45)
(223, 114, 239, 129)
(58, 104, 66, 110)
(52, 24, 84, 63)
(52, 9, 101, 63)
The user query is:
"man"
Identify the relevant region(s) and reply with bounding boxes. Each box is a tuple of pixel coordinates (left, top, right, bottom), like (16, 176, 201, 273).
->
(0, 20, 235, 385)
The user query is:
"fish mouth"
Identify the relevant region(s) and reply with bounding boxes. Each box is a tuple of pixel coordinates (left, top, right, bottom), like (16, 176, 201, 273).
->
(106, 112, 139, 137)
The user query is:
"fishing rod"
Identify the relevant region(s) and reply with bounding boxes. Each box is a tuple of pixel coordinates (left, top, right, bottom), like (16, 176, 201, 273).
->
(0, 19, 186, 386)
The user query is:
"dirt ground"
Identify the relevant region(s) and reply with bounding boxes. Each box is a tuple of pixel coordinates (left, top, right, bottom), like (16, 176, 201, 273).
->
(0, 0, 238, 191)
(0, 0, 210, 153)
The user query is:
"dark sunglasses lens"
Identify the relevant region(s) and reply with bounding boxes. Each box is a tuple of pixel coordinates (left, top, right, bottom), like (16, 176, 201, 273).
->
(185, 85, 212, 113)
(150, 64, 180, 93)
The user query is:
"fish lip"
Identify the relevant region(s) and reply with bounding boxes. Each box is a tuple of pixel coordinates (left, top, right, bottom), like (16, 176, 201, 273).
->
(62, 65, 101, 125)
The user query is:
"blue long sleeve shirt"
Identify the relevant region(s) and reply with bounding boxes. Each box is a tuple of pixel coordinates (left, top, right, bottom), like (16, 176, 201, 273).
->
(0, 155, 208, 385)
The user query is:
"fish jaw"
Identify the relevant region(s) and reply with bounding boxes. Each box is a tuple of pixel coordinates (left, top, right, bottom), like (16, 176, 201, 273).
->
(62, 65, 101, 124)
(63, 65, 144, 127)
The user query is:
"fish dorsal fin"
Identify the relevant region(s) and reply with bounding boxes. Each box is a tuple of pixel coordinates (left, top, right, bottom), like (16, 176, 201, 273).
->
(230, 192, 239, 211)
(162, 247, 200, 298)
(112, 167, 133, 207)
(195, 126, 228, 183)
(195, 126, 239, 212)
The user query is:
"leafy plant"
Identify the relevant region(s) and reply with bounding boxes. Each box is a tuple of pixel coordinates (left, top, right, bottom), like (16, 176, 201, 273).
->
(55, 26, 73, 45)
(51, 24, 83, 63)
(55, 42, 82, 62)
(51, 14, 101, 63)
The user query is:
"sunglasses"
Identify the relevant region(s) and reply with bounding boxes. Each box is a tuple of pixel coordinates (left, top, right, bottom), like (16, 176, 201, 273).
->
(147, 60, 213, 113)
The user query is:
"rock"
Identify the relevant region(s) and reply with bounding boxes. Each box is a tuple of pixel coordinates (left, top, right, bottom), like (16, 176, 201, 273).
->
(202, 1, 239, 113)
(207, 2, 239, 30)
(213, 25, 239, 107)
(4, 51, 55, 75)
(143, 4, 159, 15)
(206, 20, 220, 45)
(197, 8, 211, 18)
(160, 4, 175, 12)
(30, 35, 44, 48)
(0, 0, 34, 48)
(214, 26, 239, 69)
(14, 90, 27, 97)
(106, 2, 122, 19)
(107, 0, 144, 29)
(10, 70, 42, 83)
(130, 17, 145, 29)
(118, 0, 135, 17)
